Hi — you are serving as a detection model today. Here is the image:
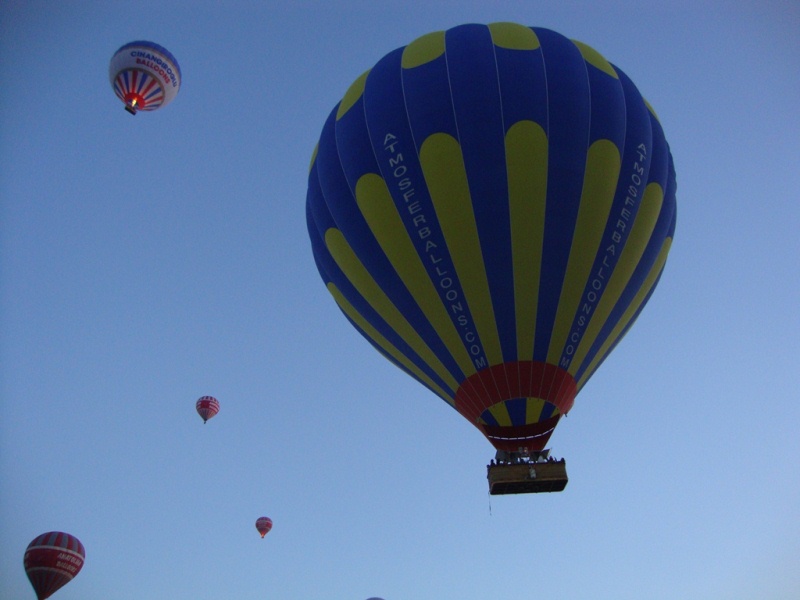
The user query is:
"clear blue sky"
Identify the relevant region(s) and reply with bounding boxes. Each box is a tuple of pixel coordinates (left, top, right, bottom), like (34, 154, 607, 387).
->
(2, 2, 798, 599)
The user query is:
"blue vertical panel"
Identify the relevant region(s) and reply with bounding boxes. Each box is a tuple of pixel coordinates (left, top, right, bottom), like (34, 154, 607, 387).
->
(362, 48, 482, 382)
(445, 24, 516, 363)
(392, 38, 492, 373)
(531, 28, 592, 362)
(333, 73, 466, 385)
(492, 27, 548, 132)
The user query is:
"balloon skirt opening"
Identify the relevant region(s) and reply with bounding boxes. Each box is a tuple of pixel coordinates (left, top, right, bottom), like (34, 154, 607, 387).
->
(454, 361, 577, 453)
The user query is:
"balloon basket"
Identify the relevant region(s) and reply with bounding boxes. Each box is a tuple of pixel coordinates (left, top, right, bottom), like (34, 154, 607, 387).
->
(487, 458, 568, 495)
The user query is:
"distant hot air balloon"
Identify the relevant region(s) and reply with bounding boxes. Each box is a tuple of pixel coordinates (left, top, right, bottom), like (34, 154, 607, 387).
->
(24, 532, 85, 600)
(255, 516, 273, 538)
(109, 41, 181, 114)
(306, 23, 676, 493)
(196, 396, 220, 424)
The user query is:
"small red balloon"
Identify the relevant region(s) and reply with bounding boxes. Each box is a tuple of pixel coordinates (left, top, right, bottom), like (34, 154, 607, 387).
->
(196, 396, 220, 424)
(24, 531, 85, 600)
(255, 517, 273, 538)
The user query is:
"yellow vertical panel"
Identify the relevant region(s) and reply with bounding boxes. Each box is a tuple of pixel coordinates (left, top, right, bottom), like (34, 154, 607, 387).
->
(488, 402, 513, 427)
(547, 140, 621, 364)
(525, 397, 544, 424)
(506, 121, 548, 359)
(568, 183, 664, 375)
(355, 173, 476, 377)
(419, 133, 504, 367)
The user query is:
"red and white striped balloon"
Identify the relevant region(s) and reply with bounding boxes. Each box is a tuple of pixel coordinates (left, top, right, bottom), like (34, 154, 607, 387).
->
(196, 396, 220, 424)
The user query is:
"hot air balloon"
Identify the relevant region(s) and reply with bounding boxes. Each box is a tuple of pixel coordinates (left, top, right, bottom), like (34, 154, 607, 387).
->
(196, 396, 220, 424)
(306, 22, 676, 493)
(255, 516, 273, 538)
(109, 41, 181, 114)
(23, 531, 85, 600)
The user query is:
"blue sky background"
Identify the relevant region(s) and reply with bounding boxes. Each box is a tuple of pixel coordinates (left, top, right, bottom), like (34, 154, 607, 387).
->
(2, 1, 798, 599)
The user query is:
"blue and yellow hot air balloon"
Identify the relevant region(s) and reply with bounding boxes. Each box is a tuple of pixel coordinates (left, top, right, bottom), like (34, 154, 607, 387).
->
(306, 23, 676, 493)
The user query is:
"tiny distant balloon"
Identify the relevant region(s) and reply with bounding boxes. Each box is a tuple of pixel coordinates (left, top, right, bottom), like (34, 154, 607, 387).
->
(24, 532, 85, 600)
(109, 41, 181, 115)
(255, 516, 273, 538)
(196, 396, 220, 424)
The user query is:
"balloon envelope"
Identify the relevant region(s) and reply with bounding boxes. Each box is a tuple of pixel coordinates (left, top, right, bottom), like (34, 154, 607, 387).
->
(196, 396, 220, 423)
(24, 531, 85, 600)
(306, 23, 676, 453)
(109, 41, 181, 114)
(255, 516, 273, 538)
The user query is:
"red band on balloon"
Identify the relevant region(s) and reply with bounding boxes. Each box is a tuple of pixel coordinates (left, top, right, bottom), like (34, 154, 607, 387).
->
(454, 361, 577, 451)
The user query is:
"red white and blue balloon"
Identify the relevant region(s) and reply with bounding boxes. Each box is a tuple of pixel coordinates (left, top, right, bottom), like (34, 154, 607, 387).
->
(109, 41, 181, 114)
